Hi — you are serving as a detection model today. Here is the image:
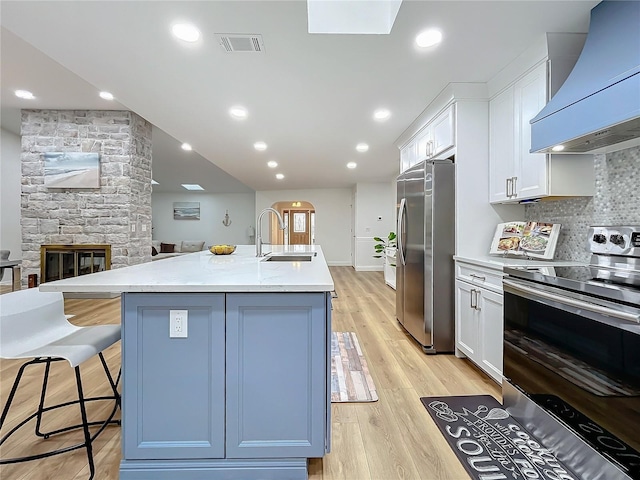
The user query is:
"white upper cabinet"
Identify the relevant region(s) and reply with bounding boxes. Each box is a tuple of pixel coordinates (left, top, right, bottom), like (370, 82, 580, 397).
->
(426, 104, 455, 160)
(489, 60, 594, 204)
(400, 138, 417, 173)
(489, 87, 515, 202)
(514, 63, 548, 199)
(400, 105, 455, 173)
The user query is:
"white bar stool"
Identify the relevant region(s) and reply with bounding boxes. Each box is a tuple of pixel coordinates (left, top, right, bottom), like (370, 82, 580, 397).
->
(0, 289, 121, 479)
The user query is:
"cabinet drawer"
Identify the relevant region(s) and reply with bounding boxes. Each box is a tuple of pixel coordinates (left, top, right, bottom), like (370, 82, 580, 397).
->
(456, 263, 503, 293)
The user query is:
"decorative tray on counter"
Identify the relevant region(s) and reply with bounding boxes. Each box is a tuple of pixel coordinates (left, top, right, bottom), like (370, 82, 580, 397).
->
(209, 245, 236, 255)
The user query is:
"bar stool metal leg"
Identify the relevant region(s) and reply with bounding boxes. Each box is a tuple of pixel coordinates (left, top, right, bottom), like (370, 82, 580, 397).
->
(75, 365, 95, 480)
(0, 356, 120, 478)
(34, 358, 53, 438)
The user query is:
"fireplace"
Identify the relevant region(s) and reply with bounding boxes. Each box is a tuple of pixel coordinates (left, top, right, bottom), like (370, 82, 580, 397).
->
(41, 244, 111, 283)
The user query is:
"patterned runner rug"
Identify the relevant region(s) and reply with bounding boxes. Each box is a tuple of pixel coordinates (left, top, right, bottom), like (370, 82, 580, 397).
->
(331, 331, 378, 402)
(420, 395, 580, 480)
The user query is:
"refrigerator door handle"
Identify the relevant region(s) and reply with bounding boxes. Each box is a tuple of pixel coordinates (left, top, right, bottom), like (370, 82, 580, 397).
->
(397, 197, 407, 266)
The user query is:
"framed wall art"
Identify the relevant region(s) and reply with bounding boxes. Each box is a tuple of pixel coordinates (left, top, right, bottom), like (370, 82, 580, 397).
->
(43, 152, 100, 188)
(173, 202, 200, 220)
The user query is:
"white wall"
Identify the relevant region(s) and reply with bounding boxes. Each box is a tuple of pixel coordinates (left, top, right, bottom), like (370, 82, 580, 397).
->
(353, 182, 395, 271)
(256, 189, 352, 266)
(0, 128, 22, 283)
(152, 192, 256, 246)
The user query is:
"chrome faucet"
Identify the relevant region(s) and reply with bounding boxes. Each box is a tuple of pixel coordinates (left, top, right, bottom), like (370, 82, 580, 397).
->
(256, 207, 285, 257)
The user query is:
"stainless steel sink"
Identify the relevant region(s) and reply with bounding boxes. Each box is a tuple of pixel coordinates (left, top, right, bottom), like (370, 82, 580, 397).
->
(261, 255, 313, 262)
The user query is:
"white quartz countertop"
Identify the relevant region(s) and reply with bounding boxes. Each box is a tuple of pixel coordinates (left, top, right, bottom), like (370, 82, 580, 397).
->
(453, 254, 587, 271)
(39, 245, 334, 293)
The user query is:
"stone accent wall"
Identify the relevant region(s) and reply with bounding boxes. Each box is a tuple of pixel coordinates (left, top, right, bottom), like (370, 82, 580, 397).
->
(525, 145, 640, 262)
(20, 110, 152, 285)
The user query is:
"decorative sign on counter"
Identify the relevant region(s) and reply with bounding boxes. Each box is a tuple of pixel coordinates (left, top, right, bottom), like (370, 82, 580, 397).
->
(489, 221, 560, 260)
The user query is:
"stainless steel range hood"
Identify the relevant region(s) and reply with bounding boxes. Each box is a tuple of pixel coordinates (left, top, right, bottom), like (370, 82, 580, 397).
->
(530, 0, 640, 154)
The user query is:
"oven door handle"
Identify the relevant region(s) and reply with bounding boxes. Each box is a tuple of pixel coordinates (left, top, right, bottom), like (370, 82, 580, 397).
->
(503, 279, 640, 324)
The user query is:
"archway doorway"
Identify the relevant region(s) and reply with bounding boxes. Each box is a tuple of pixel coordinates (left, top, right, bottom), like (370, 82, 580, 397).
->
(270, 201, 315, 246)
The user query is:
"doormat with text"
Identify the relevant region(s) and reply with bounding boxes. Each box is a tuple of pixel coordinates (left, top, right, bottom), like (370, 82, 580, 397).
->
(420, 395, 578, 480)
(331, 332, 378, 402)
(531, 394, 640, 478)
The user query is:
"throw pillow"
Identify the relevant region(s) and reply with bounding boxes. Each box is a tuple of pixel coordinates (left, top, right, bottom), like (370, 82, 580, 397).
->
(151, 246, 158, 256)
(181, 241, 205, 253)
(160, 243, 175, 253)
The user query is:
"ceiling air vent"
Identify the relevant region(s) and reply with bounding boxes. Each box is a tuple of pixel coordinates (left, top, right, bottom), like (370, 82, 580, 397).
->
(215, 34, 264, 53)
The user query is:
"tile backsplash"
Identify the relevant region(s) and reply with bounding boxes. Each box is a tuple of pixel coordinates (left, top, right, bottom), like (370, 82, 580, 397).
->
(525, 145, 640, 263)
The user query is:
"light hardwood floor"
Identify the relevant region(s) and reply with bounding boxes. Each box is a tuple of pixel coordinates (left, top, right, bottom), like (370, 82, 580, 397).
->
(0, 268, 500, 479)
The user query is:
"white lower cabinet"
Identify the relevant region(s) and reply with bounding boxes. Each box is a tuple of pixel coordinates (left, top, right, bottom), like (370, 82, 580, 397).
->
(384, 247, 396, 289)
(455, 275, 504, 384)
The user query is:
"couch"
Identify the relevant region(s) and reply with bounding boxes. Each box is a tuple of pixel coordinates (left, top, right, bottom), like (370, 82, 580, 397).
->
(151, 240, 206, 261)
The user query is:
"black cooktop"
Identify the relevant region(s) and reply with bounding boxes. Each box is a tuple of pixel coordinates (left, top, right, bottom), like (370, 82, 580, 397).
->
(504, 265, 640, 308)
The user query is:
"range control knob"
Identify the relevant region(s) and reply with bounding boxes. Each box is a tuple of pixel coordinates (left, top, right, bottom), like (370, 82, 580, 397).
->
(610, 234, 626, 247)
(593, 234, 607, 244)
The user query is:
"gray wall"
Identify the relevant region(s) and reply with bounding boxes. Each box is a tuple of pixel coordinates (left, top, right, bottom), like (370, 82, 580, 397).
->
(20, 110, 153, 284)
(152, 192, 256, 246)
(0, 128, 22, 275)
(525, 145, 640, 262)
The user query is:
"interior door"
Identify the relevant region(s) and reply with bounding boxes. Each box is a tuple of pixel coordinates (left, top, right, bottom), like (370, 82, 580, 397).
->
(289, 210, 311, 245)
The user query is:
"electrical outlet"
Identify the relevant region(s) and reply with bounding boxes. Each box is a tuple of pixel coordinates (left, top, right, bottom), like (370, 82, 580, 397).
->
(169, 310, 188, 338)
(141, 224, 147, 232)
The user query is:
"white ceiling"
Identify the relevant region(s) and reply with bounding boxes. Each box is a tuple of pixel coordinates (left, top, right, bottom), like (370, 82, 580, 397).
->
(0, 1, 598, 193)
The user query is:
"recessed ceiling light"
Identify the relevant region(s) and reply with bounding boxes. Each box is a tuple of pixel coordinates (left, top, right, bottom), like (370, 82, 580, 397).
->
(151, 179, 159, 185)
(275, 173, 285, 180)
(373, 109, 390, 121)
(99, 91, 114, 101)
(347, 162, 357, 169)
(229, 106, 248, 120)
(181, 143, 192, 151)
(181, 184, 204, 190)
(356, 143, 369, 153)
(254, 141, 267, 151)
(171, 23, 201, 43)
(551, 145, 565, 152)
(15, 89, 35, 100)
(415, 29, 443, 48)
(267, 160, 278, 168)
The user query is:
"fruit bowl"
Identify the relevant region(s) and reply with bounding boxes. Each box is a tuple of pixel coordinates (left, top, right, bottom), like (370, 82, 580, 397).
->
(209, 245, 236, 255)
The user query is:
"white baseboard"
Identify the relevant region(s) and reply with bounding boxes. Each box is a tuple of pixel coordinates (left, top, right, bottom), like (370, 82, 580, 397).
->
(354, 266, 384, 272)
(326, 261, 353, 267)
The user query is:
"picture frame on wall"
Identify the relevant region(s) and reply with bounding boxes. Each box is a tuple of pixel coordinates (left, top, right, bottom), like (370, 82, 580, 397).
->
(173, 202, 200, 220)
(43, 152, 100, 189)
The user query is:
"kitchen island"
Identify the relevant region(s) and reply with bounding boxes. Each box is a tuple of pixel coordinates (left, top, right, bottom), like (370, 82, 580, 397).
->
(39, 245, 334, 480)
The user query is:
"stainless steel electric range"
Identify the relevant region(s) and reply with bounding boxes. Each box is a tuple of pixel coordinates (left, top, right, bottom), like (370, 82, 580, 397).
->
(502, 226, 640, 480)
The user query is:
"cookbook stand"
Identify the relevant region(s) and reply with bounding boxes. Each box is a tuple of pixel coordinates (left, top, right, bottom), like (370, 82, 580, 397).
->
(489, 221, 561, 261)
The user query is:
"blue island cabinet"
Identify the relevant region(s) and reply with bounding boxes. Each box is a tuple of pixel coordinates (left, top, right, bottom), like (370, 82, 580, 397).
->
(120, 292, 331, 480)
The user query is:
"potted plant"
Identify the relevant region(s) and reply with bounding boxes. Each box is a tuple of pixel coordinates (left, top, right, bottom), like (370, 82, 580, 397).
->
(373, 232, 397, 289)
(373, 232, 397, 259)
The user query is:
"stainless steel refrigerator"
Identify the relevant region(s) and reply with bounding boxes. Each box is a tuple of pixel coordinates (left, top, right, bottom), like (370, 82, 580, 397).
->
(396, 159, 455, 353)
